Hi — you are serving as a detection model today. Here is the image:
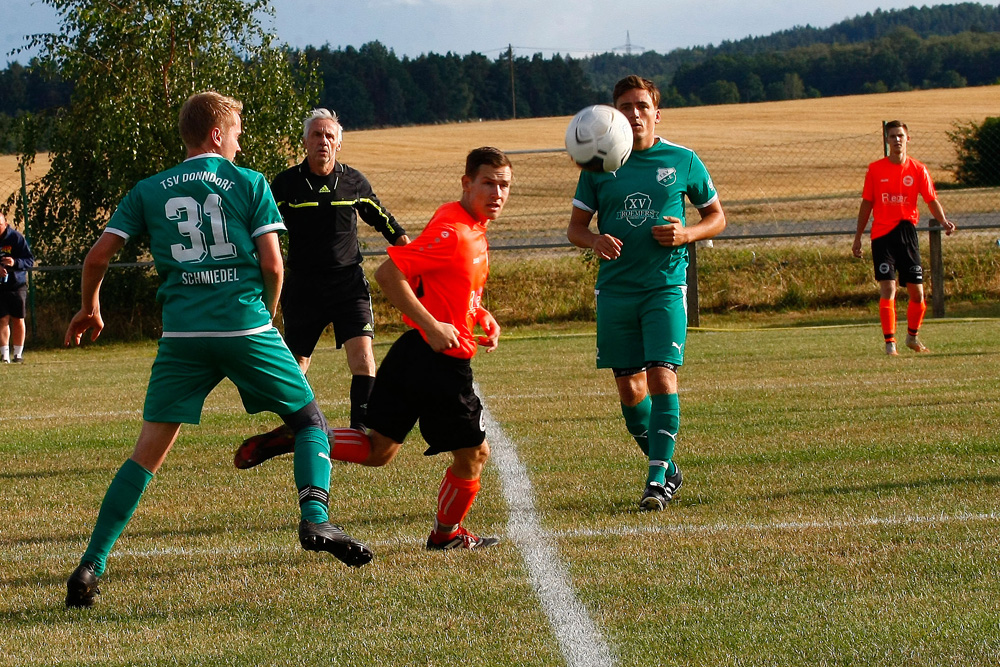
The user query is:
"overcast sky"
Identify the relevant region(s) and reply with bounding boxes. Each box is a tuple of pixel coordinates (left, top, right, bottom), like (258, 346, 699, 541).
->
(3, 1, 989, 66)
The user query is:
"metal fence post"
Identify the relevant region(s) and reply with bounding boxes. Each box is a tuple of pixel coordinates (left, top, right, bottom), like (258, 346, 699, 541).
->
(19, 160, 36, 338)
(928, 218, 945, 318)
(687, 241, 700, 328)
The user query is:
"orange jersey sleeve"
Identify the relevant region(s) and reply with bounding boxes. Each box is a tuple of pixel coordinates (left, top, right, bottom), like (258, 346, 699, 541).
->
(386, 201, 490, 359)
(862, 157, 938, 239)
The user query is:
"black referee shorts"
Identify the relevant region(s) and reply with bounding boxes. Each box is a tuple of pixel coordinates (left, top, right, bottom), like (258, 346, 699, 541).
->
(280, 266, 375, 357)
(365, 329, 487, 456)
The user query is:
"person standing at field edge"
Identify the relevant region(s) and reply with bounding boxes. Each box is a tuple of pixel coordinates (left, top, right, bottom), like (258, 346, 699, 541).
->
(0, 210, 35, 363)
(63, 91, 372, 609)
(852, 120, 956, 356)
(232, 109, 409, 469)
(235, 147, 509, 550)
(567, 75, 726, 511)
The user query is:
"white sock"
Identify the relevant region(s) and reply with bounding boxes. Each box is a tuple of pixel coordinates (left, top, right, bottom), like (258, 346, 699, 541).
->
(12, 345, 23, 357)
(0, 345, 8, 362)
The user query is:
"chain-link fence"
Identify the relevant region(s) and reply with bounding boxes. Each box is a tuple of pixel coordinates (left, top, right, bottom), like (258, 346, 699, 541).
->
(353, 124, 999, 249)
(3, 120, 999, 342)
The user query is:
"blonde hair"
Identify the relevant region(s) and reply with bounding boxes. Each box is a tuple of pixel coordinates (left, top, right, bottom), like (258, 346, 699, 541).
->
(178, 91, 243, 148)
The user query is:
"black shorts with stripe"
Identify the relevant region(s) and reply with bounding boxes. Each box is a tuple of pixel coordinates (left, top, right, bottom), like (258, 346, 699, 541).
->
(365, 329, 486, 455)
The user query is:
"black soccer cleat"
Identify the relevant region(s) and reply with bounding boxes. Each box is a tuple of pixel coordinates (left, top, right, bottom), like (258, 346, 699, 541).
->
(299, 520, 374, 567)
(66, 562, 101, 608)
(640, 465, 683, 511)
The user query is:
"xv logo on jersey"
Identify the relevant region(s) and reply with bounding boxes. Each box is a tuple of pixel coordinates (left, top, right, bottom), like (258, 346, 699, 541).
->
(618, 192, 658, 228)
(657, 167, 677, 187)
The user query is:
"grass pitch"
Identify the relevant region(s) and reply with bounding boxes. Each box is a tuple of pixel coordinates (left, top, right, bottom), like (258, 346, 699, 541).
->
(2, 318, 1000, 666)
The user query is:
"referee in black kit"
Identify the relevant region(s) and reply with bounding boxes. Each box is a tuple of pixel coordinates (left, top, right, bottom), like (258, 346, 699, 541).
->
(274, 108, 409, 429)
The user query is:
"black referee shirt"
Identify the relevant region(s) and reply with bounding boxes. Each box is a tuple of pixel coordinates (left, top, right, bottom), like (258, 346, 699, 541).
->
(270, 159, 406, 274)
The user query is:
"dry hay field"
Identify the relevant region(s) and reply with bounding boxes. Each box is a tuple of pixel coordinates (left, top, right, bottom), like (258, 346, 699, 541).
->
(342, 85, 998, 171)
(341, 85, 999, 230)
(2, 86, 996, 230)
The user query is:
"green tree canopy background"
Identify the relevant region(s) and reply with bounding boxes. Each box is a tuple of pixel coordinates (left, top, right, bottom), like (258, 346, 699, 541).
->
(14, 0, 315, 322)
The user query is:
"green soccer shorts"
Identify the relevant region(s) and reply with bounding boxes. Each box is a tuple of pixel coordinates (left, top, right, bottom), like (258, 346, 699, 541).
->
(142, 328, 314, 424)
(595, 285, 688, 370)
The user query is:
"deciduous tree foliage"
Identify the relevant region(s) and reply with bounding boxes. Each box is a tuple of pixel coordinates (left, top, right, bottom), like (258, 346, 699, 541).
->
(18, 0, 315, 313)
(948, 116, 1000, 186)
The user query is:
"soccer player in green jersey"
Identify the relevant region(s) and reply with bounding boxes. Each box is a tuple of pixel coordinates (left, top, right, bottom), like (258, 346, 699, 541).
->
(567, 75, 727, 511)
(63, 92, 372, 608)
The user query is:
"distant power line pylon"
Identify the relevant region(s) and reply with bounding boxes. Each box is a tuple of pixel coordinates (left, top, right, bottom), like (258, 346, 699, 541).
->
(613, 31, 645, 55)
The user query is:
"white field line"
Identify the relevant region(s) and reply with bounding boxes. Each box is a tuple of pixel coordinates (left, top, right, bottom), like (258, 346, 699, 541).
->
(4, 398, 349, 423)
(556, 511, 1000, 538)
(478, 390, 618, 667)
(17, 510, 999, 564)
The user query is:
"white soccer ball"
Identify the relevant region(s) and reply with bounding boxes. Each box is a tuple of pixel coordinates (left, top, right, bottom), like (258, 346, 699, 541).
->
(564, 105, 634, 172)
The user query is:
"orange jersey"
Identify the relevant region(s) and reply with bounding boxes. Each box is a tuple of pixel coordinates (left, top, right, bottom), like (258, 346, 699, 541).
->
(386, 201, 490, 359)
(862, 156, 938, 239)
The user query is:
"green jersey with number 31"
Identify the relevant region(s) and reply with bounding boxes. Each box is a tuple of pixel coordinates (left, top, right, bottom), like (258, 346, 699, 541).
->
(105, 154, 285, 336)
(573, 139, 718, 293)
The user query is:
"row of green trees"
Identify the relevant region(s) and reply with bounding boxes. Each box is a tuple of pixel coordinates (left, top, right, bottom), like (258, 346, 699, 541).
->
(709, 2, 1000, 56)
(304, 43, 598, 129)
(671, 28, 1000, 105)
(5, 2, 1000, 137)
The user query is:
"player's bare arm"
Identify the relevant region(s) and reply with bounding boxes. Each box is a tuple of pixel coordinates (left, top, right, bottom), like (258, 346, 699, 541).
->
(65, 232, 126, 346)
(254, 231, 283, 318)
(568, 206, 622, 260)
(476, 311, 501, 352)
(652, 200, 726, 247)
(928, 200, 957, 235)
(853, 199, 874, 257)
(374, 257, 460, 352)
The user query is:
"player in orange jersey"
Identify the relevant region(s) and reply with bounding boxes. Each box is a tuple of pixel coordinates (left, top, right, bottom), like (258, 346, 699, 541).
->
(852, 120, 956, 355)
(234, 147, 510, 550)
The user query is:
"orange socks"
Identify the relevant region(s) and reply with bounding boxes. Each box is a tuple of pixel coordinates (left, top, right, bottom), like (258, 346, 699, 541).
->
(328, 427, 372, 464)
(879, 298, 897, 343)
(432, 467, 480, 537)
(906, 300, 927, 337)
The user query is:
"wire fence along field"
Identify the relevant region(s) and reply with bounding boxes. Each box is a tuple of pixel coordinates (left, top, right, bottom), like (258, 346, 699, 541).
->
(4, 124, 997, 251)
(349, 126, 1000, 249)
(2, 122, 998, 339)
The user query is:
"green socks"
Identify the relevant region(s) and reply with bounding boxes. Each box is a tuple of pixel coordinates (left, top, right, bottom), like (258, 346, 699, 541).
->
(621, 396, 652, 455)
(293, 426, 332, 524)
(646, 393, 679, 486)
(81, 458, 154, 577)
(78, 428, 334, 577)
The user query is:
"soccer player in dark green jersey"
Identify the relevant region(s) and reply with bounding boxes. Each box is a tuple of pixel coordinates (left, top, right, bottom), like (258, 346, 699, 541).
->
(63, 91, 372, 608)
(568, 75, 727, 511)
